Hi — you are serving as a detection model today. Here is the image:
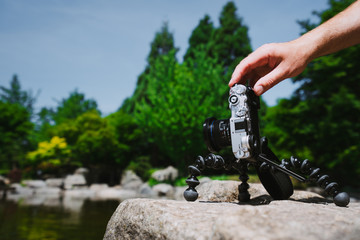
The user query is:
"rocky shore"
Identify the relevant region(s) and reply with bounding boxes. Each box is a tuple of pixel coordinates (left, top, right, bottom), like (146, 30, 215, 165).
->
(1, 167, 191, 209)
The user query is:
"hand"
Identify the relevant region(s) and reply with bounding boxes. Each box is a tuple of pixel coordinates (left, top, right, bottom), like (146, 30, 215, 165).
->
(228, 41, 310, 96)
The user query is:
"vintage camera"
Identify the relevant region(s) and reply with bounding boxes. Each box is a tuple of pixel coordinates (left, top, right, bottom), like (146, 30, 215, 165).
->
(203, 84, 260, 161)
(184, 84, 350, 207)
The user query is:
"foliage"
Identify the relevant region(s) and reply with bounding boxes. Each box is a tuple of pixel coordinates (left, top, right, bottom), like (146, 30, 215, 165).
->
(263, 0, 360, 186)
(52, 90, 99, 125)
(0, 75, 38, 116)
(133, 49, 229, 171)
(0, 101, 33, 170)
(26, 136, 74, 173)
(122, 22, 178, 114)
(126, 156, 152, 181)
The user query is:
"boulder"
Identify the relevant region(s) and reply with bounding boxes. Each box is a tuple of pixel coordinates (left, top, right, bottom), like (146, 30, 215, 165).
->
(64, 174, 87, 190)
(104, 182, 360, 240)
(23, 180, 46, 188)
(95, 188, 137, 201)
(120, 170, 143, 191)
(139, 183, 156, 198)
(45, 178, 64, 188)
(151, 166, 178, 182)
(152, 183, 174, 198)
(74, 167, 89, 175)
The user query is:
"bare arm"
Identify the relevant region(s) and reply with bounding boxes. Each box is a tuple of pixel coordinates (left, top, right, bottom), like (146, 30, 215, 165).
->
(229, 0, 360, 95)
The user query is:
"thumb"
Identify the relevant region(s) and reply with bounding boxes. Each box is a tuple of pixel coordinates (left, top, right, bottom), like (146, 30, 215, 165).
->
(253, 66, 286, 95)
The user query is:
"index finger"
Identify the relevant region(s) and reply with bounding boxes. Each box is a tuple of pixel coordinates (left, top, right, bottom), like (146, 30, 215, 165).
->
(228, 46, 271, 87)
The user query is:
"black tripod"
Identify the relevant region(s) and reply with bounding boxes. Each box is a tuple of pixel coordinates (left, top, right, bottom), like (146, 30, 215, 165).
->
(184, 136, 350, 207)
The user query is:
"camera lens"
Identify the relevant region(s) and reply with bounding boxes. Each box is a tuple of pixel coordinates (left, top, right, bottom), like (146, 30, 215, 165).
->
(203, 117, 231, 152)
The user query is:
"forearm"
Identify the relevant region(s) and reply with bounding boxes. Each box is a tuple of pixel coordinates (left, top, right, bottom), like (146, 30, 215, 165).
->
(298, 0, 360, 62)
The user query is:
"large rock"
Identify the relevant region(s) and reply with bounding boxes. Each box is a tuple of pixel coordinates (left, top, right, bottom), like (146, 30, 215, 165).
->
(104, 182, 360, 240)
(120, 170, 143, 191)
(45, 178, 64, 188)
(151, 166, 178, 182)
(64, 174, 87, 189)
(23, 180, 46, 188)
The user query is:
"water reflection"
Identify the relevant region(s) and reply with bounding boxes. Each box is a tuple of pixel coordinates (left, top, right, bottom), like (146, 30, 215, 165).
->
(0, 199, 120, 240)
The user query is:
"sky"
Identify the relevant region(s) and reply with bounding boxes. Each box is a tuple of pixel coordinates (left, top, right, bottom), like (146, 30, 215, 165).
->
(0, 0, 329, 115)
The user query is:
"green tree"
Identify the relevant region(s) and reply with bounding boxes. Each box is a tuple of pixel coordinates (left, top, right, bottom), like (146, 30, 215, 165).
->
(0, 101, 33, 171)
(212, 1, 252, 72)
(133, 49, 229, 171)
(263, 0, 360, 186)
(0, 74, 38, 116)
(184, 15, 215, 61)
(52, 90, 99, 125)
(122, 22, 178, 113)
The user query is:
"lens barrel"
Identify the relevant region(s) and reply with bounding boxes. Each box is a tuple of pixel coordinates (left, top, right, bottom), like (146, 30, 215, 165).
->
(203, 117, 231, 152)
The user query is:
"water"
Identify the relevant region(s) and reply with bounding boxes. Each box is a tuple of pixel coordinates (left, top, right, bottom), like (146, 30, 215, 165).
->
(0, 199, 120, 240)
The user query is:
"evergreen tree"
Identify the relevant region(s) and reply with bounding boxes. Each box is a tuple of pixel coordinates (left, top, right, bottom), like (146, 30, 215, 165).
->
(184, 15, 215, 61)
(0, 74, 38, 116)
(212, 1, 252, 72)
(122, 22, 178, 113)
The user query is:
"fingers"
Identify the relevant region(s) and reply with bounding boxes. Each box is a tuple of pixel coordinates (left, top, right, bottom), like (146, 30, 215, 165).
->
(229, 46, 272, 87)
(253, 64, 288, 95)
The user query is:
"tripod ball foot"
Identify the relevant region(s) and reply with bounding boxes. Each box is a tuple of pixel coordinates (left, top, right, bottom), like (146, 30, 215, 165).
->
(184, 188, 198, 201)
(333, 192, 350, 207)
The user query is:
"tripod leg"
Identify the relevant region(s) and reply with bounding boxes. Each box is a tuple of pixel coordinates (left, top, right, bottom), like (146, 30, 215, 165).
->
(184, 154, 230, 202)
(233, 161, 251, 202)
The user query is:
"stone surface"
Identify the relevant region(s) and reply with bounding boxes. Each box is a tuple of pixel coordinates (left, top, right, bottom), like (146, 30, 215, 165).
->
(151, 166, 178, 182)
(45, 178, 64, 188)
(104, 182, 359, 240)
(120, 170, 143, 190)
(152, 183, 174, 198)
(23, 180, 46, 188)
(64, 174, 87, 189)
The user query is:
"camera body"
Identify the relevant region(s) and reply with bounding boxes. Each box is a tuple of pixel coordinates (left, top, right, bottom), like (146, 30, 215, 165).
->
(203, 84, 260, 162)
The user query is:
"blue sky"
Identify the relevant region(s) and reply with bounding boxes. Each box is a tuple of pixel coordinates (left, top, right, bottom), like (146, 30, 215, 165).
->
(0, 0, 328, 115)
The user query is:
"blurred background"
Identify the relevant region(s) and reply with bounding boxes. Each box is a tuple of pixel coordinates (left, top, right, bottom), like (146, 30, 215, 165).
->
(1, 0, 359, 239)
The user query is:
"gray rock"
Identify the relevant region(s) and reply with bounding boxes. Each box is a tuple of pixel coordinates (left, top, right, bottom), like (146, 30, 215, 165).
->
(152, 183, 174, 198)
(95, 188, 137, 201)
(120, 170, 143, 190)
(139, 183, 156, 198)
(151, 166, 178, 182)
(90, 183, 109, 191)
(74, 167, 89, 175)
(64, 174, 87, 190)
(174, 186, 187, 201)
(64, 188, 95, 199)
(104, 184, 360, 240)
(45, 178, 64, 188)
(34, 187, 61, 198)
(23, 180, 46, 188)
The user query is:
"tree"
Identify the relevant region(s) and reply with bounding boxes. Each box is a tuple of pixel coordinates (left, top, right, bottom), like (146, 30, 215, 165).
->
(212, 1, 252, 72)
(0, 101, 33, 171)
(184, 15, 215, 61)
(122, 22, 178, 113)
(133, 49, 229, 171)
(0, 74, 38, 116)
(52, 90, 99, 125)
(262, 0, 360, 186)
(26, 136, 73, 175)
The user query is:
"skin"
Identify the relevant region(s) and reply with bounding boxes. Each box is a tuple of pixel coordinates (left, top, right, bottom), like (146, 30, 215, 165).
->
(228, 0, 360, 96)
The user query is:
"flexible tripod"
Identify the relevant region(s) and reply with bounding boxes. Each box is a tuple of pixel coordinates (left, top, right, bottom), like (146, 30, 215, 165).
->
(184, 85, 350, 207)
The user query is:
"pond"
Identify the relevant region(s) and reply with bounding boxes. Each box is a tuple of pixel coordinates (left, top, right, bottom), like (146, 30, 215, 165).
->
(0, 199, 119, 240)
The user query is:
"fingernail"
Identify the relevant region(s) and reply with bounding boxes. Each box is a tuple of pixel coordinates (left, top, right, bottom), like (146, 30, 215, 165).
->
(228, 79, 233, 86)
(254, 85, 264, 95)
